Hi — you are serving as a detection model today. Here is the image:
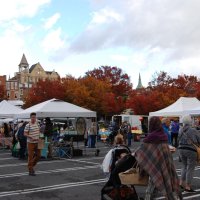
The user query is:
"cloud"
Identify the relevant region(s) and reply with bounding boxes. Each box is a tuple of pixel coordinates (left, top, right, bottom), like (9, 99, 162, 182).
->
(41, 28, 65, 53)
(44, 13, 61, 30)
(0, 0, 51, 77)
(0, 0, 51, 23)
(68, 0, 200, 59)
(89, 8, 123, 26)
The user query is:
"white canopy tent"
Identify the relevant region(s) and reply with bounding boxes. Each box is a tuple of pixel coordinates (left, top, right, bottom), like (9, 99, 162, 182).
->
(187, 106, 200, 116)
(15, 99, 96, 119)
(0, 100, 23, 119)
(149, 97, 200, 117)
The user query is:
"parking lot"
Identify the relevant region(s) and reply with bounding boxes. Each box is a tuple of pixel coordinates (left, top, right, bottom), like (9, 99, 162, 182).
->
(0, 142, 200, 200)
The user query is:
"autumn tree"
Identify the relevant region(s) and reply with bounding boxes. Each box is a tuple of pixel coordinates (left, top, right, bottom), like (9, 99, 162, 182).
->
(85, 66, 132, 98)
(24, 79, 65, 108)
(127, 72, 194, 115)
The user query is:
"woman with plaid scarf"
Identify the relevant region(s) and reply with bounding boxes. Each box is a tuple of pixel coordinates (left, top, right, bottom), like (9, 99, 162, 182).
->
(135, 117, 182, 200)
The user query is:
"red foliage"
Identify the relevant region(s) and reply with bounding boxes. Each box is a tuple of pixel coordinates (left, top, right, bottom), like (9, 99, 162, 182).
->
(86, 66, 132, 97)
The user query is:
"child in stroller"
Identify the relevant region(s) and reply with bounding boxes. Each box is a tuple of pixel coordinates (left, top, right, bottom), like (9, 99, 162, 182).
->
(101, 134, 142, 200)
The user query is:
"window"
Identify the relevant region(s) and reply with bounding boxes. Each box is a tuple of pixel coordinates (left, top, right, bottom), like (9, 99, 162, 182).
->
(11, 82, 14, 90)
(6, 82, 10, 90)
(7, 92, 10, 98)
(15, 82, 18, 89)
(21, 89, 23, 95)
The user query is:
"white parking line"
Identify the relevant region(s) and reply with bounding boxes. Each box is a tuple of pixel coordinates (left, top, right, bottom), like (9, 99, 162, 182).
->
(0, 157, 16, 161)
(0, 178, 107, 198)
(176, 167, 200, 172)
(0, 165, 100, 179)
(0, 152, 11, 155)
(0, 157, 99, 168)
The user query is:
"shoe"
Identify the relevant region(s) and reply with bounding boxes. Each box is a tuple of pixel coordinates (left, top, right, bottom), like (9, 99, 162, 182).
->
(185, 189, 196, 192)
(179, 185, 184, 190)
(29, 171, 36, 176)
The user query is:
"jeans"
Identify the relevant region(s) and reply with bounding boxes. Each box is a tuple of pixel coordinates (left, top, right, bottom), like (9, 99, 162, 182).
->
(88, 135, 96, 148)
(171, 132, 178, 147)
(127, 132, 132, 146)
(179, 149, 197, 185)
(27, 143, 41, 172)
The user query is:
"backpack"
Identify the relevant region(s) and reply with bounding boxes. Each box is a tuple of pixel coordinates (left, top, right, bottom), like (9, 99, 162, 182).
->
(17, 126, 26, 140)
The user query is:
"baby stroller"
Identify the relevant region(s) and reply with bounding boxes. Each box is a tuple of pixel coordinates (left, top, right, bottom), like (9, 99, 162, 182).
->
(101, 145, 142, 200)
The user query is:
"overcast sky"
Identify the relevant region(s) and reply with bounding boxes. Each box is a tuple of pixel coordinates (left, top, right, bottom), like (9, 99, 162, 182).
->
(0, 0, 200, 87)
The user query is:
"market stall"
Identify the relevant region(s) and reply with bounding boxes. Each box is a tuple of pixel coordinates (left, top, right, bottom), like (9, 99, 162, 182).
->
(15, 98, 97, 157)
(0, 100, 23, 149)
(149, 97, 200, 117)
(0, 100, 23, 119)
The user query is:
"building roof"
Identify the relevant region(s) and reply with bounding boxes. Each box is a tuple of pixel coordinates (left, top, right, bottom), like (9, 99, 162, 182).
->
(29, 63, 38, 73)
(8, 76, 18, 81)
(136, 73, 143, 89)
(19, 54, 28, 67)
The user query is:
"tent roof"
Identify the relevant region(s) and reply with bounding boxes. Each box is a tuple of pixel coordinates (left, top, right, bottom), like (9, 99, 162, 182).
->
(0, 100, 23, 118)
(149, 97, 200, 117)
(15, 99, 96, 119)
(186, 105, 200, 115)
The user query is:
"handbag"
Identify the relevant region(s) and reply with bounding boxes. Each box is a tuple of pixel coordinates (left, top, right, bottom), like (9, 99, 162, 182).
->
(119, 163, 149, 186)
(38, 138, 45, 150)
(192, 143, 200, 163)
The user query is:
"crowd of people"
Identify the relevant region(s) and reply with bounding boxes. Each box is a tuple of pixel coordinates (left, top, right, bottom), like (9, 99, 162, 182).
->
(1, 113, 200, 199)
(102, 115, 200, 199)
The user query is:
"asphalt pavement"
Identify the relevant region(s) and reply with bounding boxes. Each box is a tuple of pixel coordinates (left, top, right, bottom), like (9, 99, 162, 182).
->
(0, 141, 200, 200)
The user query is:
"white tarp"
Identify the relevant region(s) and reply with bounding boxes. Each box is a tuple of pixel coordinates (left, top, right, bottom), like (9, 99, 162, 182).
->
(0, 100, 23, 118)
(149, 97, 200, 117)
(15, 98, 96, 119)
(187, 106, 200, 116)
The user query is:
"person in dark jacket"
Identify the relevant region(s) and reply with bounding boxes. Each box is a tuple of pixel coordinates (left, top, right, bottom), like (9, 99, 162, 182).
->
(171, 120, 180, 147)
(44, 118, 53, 158)
(3, 123, 10, 137)
(16, 122, 27, 159)
(178, 115, 200, 192)
(136, 117, 181, 199)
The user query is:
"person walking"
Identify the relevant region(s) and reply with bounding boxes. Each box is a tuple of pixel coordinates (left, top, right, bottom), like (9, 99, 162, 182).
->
(127, 123, 132, 146)
(24, 113, 41, 176)
(88, 122, 97, 148)
(43, 117, 53, 158)
(171, 120, 180, 147)
(120, 121, 128, 144)
(135, 117, 181, 199)
(16, 122, 27, 160)
(162, 118, 172, 145)
(178, 115, 200, 192)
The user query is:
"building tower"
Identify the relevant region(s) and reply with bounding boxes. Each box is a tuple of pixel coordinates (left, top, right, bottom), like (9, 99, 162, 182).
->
(136, 73, 143, 89)
(19, 53, 29, 73)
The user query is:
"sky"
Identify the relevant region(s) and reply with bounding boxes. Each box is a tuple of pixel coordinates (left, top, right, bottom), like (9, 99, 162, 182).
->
(0, 0, 200, 88)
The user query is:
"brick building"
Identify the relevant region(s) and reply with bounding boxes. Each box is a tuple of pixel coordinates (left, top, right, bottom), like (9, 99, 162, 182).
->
(6, 54, 60, 100)
(0, 75, 6, 100)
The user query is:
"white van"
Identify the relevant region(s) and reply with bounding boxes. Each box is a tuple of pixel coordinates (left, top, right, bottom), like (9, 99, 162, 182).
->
(112, 115, 148, 133)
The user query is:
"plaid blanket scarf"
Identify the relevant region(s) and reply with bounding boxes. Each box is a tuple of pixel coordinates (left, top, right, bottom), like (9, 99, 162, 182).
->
(135, 143, 180, 199)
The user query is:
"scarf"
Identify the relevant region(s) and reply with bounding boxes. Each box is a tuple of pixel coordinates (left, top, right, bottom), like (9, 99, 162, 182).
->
(143, 130, 168, 144)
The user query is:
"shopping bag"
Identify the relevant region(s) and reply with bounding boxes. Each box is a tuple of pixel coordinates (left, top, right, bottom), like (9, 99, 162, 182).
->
(119, 164, 149, 186)
(16, 142, 20, 150)
(38, 139, 45, 150)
